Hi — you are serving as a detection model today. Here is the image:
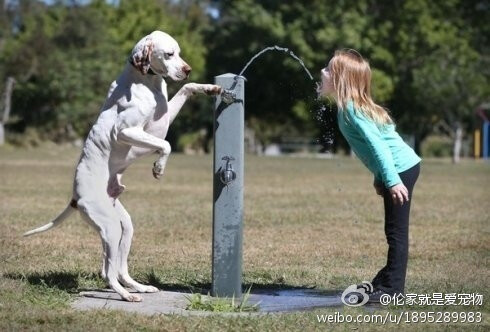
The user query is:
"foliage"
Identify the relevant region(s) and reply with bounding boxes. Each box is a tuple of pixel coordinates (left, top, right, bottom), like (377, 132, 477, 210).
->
(206, 0, 489, 152)
(420, 135, 453, 158)
(177, 128, 208, 154)
(385, 0, 489, 152)
(1, 0, 210, 144)
(0, 0, 488, 154)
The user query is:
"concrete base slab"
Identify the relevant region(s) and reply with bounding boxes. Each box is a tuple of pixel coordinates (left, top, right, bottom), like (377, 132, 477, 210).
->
(72, 289, 344, 316)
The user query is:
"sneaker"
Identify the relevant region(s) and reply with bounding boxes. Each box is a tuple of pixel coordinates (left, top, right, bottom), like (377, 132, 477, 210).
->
(366, 288, 390, 304)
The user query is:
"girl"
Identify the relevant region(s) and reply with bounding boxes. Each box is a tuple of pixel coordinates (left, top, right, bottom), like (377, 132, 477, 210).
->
(318, 49, 421, 303)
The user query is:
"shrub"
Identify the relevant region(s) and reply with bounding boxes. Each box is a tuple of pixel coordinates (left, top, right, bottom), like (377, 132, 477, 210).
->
(421, 135, 452, 157)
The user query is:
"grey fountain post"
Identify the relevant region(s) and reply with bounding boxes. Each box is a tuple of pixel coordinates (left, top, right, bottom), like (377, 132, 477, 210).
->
(212, 74, 245, 298)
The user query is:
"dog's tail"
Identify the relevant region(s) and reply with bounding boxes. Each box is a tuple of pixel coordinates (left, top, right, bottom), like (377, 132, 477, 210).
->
(23, 199, 77, 237)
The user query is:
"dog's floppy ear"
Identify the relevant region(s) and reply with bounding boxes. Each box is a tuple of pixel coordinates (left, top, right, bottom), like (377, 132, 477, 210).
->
(131, 36, 154, 75)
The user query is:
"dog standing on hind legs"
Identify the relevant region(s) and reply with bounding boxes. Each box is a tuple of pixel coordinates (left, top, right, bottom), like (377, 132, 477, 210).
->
(23, 31, 222, 302)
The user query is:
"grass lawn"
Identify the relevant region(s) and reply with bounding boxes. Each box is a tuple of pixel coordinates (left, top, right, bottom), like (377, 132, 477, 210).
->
(0, 144, 488, 331)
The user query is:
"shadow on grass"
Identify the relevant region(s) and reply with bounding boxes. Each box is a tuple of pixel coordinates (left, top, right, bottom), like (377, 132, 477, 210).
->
(3, 271, 104, 293)
(5, 270, 341, 298)
(145, 270, 341, 297)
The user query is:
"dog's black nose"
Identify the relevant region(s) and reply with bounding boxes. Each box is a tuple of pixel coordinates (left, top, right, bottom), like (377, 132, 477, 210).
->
(182, 65, 192, 76)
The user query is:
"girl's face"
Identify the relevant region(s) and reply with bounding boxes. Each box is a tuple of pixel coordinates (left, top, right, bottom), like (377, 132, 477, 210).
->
(317, 65, 334, 98)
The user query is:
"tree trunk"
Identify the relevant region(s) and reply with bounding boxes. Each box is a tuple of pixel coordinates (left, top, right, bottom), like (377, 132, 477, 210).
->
(452, 123, 463, 164)
(414, 136, 421, 156)
(0, 77, 16, 146)
(0, 122, 4, 145)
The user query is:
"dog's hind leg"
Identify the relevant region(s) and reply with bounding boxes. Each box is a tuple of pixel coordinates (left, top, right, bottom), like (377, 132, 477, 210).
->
(114, 200, 159, 293)
(100, 241, 107, 280)
(78, 199, 142, 302)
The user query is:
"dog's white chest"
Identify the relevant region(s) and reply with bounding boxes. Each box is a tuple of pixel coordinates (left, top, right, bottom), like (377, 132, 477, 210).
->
(144, 93, 169, 139)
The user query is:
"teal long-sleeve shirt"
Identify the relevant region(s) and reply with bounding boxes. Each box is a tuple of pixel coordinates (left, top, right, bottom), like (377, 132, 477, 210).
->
(337, 101, 421, 188)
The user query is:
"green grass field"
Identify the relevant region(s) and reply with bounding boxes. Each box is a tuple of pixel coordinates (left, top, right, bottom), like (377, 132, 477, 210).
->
(0, 145, 488, 331)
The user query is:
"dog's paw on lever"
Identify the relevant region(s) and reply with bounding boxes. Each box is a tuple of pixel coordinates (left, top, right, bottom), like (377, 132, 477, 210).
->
(184, 83, 222, 96)
(204, 84, 223, 95)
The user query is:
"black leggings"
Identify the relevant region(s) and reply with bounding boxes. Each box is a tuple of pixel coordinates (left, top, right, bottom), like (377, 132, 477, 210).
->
(372, 163, 420, 294)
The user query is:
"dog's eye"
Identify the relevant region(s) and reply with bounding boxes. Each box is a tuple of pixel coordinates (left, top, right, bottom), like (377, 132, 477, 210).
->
(165, 52, 174, 58)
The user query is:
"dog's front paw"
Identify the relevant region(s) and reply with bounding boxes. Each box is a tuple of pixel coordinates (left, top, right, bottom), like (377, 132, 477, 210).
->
(185, 83, 222, 96)
(203, 84, 223, 96)
(152, 161, 164, 179)
(123, 293, 143, 302)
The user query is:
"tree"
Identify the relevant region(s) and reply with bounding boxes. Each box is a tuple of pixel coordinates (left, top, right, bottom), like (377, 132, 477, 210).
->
(0, 76, 15, 145)
(207, 0, 489, 158)
(0, 0, 211, 147)
(2, 0, 487, 157)
(412, 47, 489, 162)
(205, 0, 397, 151)
(381, 0, 489, 161)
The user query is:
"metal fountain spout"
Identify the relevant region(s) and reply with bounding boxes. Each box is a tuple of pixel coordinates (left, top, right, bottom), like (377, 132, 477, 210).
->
(220, 75, 246, 105)
(221, 89, 237, 105)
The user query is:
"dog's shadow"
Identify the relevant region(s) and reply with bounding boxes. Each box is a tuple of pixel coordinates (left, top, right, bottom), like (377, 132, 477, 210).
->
(3, 270, 210, 295)
(4, 271, 103, 293)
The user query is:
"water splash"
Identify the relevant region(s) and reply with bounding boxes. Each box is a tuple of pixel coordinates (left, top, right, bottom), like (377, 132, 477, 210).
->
(235, 45, 338, 150)
(238, 45, 314, 80)
(311, 97, 336, 149)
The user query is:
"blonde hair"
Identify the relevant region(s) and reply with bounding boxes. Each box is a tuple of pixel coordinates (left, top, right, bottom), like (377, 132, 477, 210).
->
(328, 49, 393, 125)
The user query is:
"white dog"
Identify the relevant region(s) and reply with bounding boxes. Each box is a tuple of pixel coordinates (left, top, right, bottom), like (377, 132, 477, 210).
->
(24, 31, 222, 302)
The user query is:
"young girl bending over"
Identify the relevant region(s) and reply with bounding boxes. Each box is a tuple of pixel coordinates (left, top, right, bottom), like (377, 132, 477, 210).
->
(318, 49, 421, 303)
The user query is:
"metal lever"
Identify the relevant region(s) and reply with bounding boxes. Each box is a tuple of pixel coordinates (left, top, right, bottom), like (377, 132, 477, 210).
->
(221, 89, 237, 105)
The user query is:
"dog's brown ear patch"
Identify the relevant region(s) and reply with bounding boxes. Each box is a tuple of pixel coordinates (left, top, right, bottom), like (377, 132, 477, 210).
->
(132, 37, 154, 75)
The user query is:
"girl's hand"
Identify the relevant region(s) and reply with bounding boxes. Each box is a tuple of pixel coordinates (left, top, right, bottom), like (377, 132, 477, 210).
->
(389, 183, 409, 205)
